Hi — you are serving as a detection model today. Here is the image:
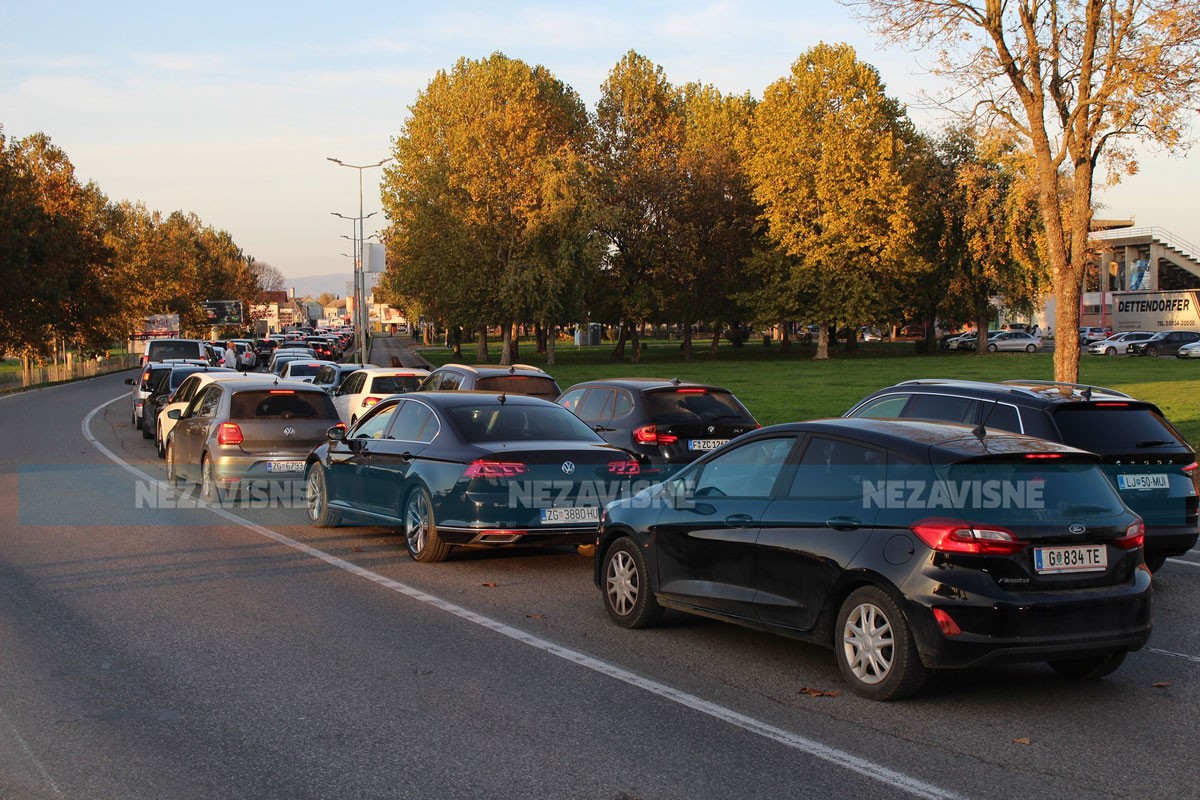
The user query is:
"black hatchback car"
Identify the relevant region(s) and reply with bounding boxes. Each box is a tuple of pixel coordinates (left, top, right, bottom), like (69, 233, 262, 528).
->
(1127, 329, 1200, 357)
(596, 419, 1152, 700)
(845, 379, 1199, 571)
(305, 392, 640, 563)
(557, 379, 759, 476)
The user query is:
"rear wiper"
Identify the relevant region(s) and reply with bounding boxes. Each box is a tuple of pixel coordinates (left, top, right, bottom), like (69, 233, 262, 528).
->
(1136, 440, 1174, 448)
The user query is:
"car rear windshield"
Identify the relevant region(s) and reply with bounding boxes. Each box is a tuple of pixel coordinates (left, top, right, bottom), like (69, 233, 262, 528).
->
(230, 390, 337, 420)
(147, 341, 200, 361)
(1051, 405, 1189, 454)
(168, 367, 206, 389)
(644, 389, 754, 423)
(933, 459, 1125, 524)
(285, 363, 325, 378)
(448, 404, 601, 443)
(373, 375, 423, 394)
(474, 375, 561, 398)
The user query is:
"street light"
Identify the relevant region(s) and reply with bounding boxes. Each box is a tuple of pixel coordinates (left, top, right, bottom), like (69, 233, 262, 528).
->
(328, 157, 391, 363)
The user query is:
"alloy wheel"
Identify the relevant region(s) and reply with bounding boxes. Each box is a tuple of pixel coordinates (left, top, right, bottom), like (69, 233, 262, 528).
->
(606, 549, 640, 617)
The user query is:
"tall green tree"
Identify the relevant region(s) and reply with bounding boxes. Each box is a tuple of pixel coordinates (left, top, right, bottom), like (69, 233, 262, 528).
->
(749, 43, 915, 359)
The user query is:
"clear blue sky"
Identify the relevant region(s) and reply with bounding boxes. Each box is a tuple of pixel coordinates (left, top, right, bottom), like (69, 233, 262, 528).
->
(3, 1, 1197, 283)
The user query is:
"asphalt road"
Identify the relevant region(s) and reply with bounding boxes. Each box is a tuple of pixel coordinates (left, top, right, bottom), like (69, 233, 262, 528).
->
(2, 371, 1199, 799)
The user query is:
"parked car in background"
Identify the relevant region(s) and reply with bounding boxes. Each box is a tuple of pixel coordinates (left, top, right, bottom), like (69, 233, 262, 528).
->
(1128, 329, 1200, 357)
(984, 330, 1042, 352)
(418, 364, 561, 400)
(897, 324, 926, 339)
(844, 378, 1199, 571)
(305, 392, 640, 563)
(1088, 331, 1154, 356)
(953, 331, 998, 351)
(332, 367, 430, 425)
(1079, 326, 1110, 344)
(165, 379, 342, 501)
(311, 363, 368, 395)
(557, 379, 759, 476)
(1175, 340, 1200, 359)
(595, 418, 1151, 700)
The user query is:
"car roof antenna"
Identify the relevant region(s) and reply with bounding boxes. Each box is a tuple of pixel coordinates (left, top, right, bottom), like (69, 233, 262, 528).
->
(498, 393, 507, 405)
(973, 400, 999, 444)
(1082, 386, 1093, 401)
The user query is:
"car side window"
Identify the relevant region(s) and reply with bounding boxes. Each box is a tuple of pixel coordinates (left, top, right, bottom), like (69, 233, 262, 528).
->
(420, 373, 442, 391)
(979, 403, 1022, 434)
(193, 385, 222, 418)
(611, 391, 634, 418)
(577, 388, 614, 422)
(558, 388, 586, 414)
(388, 401, 437, 442)
(903, 394, 979, 425)
(351, 403, 398, 439)
(790, 436, 884, 500)
(440, 372, 463, 390)
(692, 437, 796, 499)
(315, 366, 334, 385)
(851, 394, 909, 419)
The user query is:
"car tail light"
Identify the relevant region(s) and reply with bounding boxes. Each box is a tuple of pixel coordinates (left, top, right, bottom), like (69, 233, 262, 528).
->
(463, 460, 527, 478)
(269, 390, 295, 395)
(1115, 519, 1145, 550)
(1183, 462, 1198, 474)
(608, 459, 641, 475)
(362, 396, 381, 408)
(1023, 453, 1063, 459)
(932, 608, 962, 636)
(633, 424, 678, 446)
(911, 517, 1025, 555)
(1094, 402, 1130, 408)
(218, 422, 244, 446)
(676, 388, 707, 394)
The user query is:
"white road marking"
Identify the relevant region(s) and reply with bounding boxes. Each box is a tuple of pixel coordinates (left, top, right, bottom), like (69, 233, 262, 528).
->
(0, 705, 66, 797)
(83, 395, 964, 800)
(1166, 558, 1200, 567)
(1150, 648, 1200, 664)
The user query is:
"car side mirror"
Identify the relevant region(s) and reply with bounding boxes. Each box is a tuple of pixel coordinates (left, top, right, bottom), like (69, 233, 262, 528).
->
(167, 409, 182, 420)
(125, 378, 136, 385)
(327, 425, 346, 441)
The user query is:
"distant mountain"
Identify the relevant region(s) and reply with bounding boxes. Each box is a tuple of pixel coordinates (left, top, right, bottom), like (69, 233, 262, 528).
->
(281, 272, 352, 300)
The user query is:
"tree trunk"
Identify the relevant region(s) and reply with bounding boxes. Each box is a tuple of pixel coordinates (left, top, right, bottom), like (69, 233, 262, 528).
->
(451, 327, 462, 360)
(535, 322, 546, 355)
(814, 323, 830, 360)
(975, 307, 990, 355)
(681, 321, 693, 361)
(780, 321, 791, 352)
(709, 326, 721, 359)
(500, 323, 514, 366)
(611, 321, 628, 360)
(630, 323, 641, 364)
(546, 324, 556, 367)
(843, 326, 858, 352)
(476, 327, 489, 363)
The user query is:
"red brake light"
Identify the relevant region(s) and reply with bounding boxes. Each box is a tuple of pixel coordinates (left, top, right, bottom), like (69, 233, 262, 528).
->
(633, 424, 677, 446)
(932, 608, 962, 636)
(463, 460, 527, 479)
(911, 517, 1025, 555)
(217, 422, 244, 446)
(362, 396, 381, 408)
(1116, 519, 1145, 550)
(1094, 402, 1130, 407)
(1183, 462, 1198, 474)
(1023, 453, 1063, 459)
(676, 388, 707, 394)
(269, 390, 295, 394)
(608, 459, 641, 475)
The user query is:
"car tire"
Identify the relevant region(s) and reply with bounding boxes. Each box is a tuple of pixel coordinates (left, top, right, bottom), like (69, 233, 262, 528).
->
(602, 536, 664, 629)
(1147, 346, 1159, 358)
(305, 465, 341, 528)
(1144, 552, 1168, 572)
(156, 424, 166, 458)
(1025, 344, 1036, 353)
(1105, 346, 1116, 356)
(165, 441, 179, 484)
(404, 485, 450, 563)
(142, 415, 154, 439)
(1047, 649, 1127, 680)
(987, 343, 998, 352)
(200, 456, 217, 503)
(835, 586, 927, 701)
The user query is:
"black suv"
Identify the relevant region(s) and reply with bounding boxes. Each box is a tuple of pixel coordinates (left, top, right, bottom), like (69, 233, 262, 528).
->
(1127, 329, 1200, 357)
(845, 379, 1199, 571)
(418, 364, 561, 400)
(557, 378, 759, 475)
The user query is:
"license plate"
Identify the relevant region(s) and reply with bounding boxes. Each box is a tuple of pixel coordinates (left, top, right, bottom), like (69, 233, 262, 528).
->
(539, 506, 600, 525)
(688, 439, 729, 452)
(1033, 545, 1108, 574)
(267, 461, 306, 473)
(1117, 473, 1169, 491)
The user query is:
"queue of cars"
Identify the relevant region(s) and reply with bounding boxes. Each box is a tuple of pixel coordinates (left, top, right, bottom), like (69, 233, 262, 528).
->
(125, 339, 1197, 701)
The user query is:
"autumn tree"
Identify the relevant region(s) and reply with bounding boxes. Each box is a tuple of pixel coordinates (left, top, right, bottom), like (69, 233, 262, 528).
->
(749, 43, 915, 360)
(251, 260, 287, 292)
(381, 52, 592, 365)
(847, 0, 1200, 379)
(590, 51, 686, 363)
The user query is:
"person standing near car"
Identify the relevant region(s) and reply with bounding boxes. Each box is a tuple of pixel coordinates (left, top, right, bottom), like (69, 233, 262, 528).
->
(224, 341, 240, 371)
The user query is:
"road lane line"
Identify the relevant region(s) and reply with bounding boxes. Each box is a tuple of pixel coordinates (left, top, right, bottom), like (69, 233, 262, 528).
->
(1149, 648, 1200, 664)
(82, 394, 964, 800)
(1166, 558, 1200, 567)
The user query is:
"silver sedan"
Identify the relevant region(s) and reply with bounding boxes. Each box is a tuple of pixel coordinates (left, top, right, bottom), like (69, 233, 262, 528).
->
(986, 331, 1043, 352)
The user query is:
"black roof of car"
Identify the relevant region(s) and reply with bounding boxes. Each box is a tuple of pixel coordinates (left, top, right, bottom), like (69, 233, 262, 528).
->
(876, 379, 1139, 407)
(763, 418, 1093, 461)
(406, 390, 560, 408)
(563, 378, 732, 392)
(434, 364, 551, 376)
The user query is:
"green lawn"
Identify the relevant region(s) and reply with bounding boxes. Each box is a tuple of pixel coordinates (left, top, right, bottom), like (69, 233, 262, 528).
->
(417, 339, 1200, 445)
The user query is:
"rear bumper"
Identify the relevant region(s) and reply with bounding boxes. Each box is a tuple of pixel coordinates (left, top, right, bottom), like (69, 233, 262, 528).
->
(437, 525, 598, 547)
(1144, 524, 1199, 557)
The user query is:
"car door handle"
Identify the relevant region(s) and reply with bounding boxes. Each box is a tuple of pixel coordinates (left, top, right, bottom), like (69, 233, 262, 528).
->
(826, 516, 862, 531)
(724, 513, 754, 527)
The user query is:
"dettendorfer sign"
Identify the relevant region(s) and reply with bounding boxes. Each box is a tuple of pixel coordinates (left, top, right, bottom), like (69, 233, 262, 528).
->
(1111, 290, 1200, 332)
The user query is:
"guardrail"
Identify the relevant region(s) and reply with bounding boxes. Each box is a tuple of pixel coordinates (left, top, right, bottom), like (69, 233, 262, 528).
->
(0, 354, 141, 392)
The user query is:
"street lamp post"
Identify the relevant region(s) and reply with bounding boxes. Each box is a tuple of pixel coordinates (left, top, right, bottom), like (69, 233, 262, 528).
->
(327, 156, 391, 364)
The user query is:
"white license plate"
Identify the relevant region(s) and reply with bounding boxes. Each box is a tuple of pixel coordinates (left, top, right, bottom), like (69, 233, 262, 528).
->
(1117, 473, 1169, 491)
(1033, 545, 1108, 574)
(688, 438, 729, 452)
(267, 461, 306, 473)
(539, 506, 600, 525)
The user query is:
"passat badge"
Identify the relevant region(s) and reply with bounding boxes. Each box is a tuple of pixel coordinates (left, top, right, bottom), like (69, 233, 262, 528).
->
(561, 461, 576, 475)
(1069, 524, 1086, 534)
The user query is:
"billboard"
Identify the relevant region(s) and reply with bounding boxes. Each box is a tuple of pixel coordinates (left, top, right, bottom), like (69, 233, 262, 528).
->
(131, 313, 181, 340)
(203, 300, 244, 326)
(1112, 290, 1200, 332)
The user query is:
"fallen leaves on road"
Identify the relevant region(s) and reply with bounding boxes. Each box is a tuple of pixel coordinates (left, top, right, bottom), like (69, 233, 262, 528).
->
(1152, 681, 1172, 689)
(798, 687, 841, 698)
(481, 582, 497, 588)
(1012, 737, 1032, 746)
(526, 613, 546, 620)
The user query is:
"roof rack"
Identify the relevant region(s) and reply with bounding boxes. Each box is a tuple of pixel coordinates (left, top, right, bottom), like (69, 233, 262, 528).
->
(896, 378, 1042, 398)
(999, 379, 1131, 399)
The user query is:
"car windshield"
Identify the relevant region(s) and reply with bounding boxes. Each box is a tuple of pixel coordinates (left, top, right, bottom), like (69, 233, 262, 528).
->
(448, 404, 603, 443)
(285, 363, 326, 378)
(230, 390, 337, 420)
(933, 459, 1125, 524)
(644, 388, 754, 423)
(147, 342, 198, 360)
